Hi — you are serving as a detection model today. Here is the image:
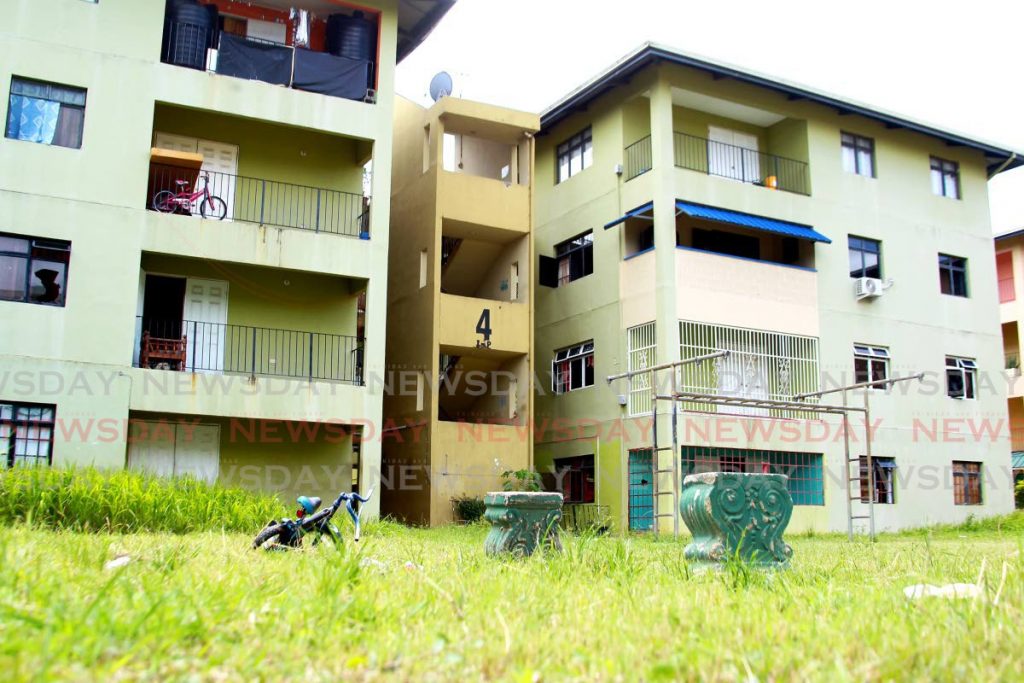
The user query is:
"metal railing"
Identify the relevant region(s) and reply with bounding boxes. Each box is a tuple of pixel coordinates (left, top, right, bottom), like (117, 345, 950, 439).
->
(561, 503, 611, 533)
(149, 164, 369, 237)
(623, 135, 652, 181)
(136, 317, 364, 384)
(674, 132, 810, 195)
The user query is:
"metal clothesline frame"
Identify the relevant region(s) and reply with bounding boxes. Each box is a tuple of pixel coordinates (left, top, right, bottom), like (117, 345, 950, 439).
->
(608, 350, 923, 540)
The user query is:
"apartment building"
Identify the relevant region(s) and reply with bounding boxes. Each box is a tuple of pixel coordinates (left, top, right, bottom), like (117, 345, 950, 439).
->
(533, 43, 1021, 533)
(0, 0, 453, 510)
(381, 95, 539, 524)
(994, 229, 1024, 489)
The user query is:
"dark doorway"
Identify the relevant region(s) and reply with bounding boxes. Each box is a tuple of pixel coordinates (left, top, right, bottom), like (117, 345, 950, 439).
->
(142, 274, 186, 339)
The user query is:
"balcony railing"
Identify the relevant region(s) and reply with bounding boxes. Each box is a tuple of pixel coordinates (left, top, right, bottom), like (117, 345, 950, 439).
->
(561, 503, 611, 533)
(161, 19, 375, 103)
(674, 132, 810, 196)
(136, 317, 364, 385)
(624, 136, 652, 181)
(148, 164, 369, 237)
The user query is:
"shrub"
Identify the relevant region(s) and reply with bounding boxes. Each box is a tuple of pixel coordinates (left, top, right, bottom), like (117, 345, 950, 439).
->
(1016, 478, 1024, 509)
(501, 469, 543, 492)
(452, 496, 487, 523)
(0, 466, 284, 534)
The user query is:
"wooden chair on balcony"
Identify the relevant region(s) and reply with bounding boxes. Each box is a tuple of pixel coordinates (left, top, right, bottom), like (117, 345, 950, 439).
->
(140, 330, 188, 371)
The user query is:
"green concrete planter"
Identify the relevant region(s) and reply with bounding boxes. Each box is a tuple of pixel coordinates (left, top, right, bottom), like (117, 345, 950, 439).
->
(484, 492, 563, 557)
(679, 472, 793, 568)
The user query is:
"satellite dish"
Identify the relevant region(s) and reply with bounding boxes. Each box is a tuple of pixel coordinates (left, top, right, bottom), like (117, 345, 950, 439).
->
(428, 71, 453, 102)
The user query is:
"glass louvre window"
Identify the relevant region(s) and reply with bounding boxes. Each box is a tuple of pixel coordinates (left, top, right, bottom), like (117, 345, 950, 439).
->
(952, 461, 982, 505)
(938, 253, 968, 297)
(841, 133, 874, 177)
(1, 403, 55, 468)
(848, 236, 881, 279)
(6, 77, 86, 149)
(858, 456, 896, 504)
(930, 157, 960, 199)
(0, 232, 71, 306)
(946, 356, 977, 399)
(554, 231, 593, 285)
(551, 341, 595, 394)
(556, 127, 593, 183)
(853, 345, 890, 386)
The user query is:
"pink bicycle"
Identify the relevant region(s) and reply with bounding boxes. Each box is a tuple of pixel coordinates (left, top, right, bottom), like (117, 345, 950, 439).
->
(152, 173, 228, 220)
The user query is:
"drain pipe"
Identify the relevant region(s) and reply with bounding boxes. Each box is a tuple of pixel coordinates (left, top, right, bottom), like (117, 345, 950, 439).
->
(988, 152, 1018, 180)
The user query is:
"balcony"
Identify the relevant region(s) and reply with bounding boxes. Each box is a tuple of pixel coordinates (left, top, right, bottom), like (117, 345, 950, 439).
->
(437, 294, 528, 354)
(148, 163, 368, 237)
(624, 136, 652, 181)
(439, 172, 530, 240)
(674, 132, 809, 195)
(160, 3, 378, 103)
(135, 318, 363, 385)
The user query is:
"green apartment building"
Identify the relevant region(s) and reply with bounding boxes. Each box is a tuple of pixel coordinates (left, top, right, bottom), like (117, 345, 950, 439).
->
(533, 43, 1023, 533)
(0, 0, 453, 511)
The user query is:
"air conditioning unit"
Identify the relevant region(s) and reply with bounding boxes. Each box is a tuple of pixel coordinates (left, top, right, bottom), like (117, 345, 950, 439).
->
(854, 277, 885, 300)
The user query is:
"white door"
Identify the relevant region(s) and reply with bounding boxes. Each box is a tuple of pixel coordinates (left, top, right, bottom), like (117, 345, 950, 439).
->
(708, 127, 761, 183)
(127, 421, 176, 478)
(183, 278, 229, 373)
(173, 424, 220, 484)
(717, 342, 769, 417)
(133, 268, 146, 368)
(195, 139, 239, 220)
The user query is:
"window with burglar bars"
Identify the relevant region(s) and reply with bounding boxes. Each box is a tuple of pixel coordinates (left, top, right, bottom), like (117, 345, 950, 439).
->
(551, 341, 594, 394)
(1, 403, 55, 468)
(627, 322, 657, 416)
(858, 456, 896, 504)
(680, 446, 824, 505)
(678, 321, 820, 418)
(952, 460, 982, 505)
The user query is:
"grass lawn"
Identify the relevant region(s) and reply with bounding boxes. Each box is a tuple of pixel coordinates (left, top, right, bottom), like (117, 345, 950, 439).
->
(2, 518, 1024, 681)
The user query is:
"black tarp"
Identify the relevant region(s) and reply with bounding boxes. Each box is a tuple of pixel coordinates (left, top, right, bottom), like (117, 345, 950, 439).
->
(216, 33, 292, 86)
(293, 49, 371, 101)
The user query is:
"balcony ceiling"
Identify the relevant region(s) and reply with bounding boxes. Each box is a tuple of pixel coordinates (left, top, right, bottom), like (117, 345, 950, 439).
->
(670, 88, 785, 128)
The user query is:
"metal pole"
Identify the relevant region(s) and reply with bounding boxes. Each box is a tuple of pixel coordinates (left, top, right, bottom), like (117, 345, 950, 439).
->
(864, 390, 876, 541)
(793, 373, 924, 400)
(259, 180, 266, 225)
(606, 350, 728, 383)
(250, 328, 257, 380)
(670, 365, 679, 538)
(650, 363, 659, 536)
(842, 389, 853, 541)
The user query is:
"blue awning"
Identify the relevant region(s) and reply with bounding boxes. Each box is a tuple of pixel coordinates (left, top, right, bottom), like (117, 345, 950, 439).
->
(1013, 452, 1024, 470)
(675, 200, 831, 244)
(604, 201, 654, 229)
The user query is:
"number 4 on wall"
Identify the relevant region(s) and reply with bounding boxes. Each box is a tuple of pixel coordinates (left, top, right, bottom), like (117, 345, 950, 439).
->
(476, 308, 492, 348)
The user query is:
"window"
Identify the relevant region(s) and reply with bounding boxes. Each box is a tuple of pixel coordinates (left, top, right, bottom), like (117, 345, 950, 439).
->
(6, 77, 86, 149)
(555, 231, 593, 285)
(858, 456, 895, 504)
(552, 341, 594, 394)
(854, 345, 889, 386)
(0, 233, 71, 306)
(554, 455, 595, 503)
(680, 446, 824, 505)
(938, 253, 968, 297)
(952, 461, 982, 505)
(556, 127, 592, 183)
(997, 251, 1015, 303)
(946, 356, 977, 399)
(930, 157, 960, 199)
(848, 236, 881, 279)
(841, 132, 874, 177)
(1, 403, 55, 468)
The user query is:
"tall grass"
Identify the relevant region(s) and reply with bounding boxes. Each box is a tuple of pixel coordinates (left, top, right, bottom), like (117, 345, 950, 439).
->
(0, 467, 284, 533)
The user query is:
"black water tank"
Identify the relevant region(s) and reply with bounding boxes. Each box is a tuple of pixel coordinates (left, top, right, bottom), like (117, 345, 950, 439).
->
(164, 2, 211, 71)
(326, 11, 375, 61)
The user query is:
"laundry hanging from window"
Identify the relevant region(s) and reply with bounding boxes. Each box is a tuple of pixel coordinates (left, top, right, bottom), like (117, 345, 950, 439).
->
(6, 77, 86, 149)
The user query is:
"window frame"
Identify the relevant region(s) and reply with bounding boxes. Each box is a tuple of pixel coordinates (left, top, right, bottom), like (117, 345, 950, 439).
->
(930, 156, 961, 199)
(840, 132, 875, 177)
(858, 456, 896, 504)
(945, 356, 977, 400)
(1, 402, 56, 468)
(853, 344, 890, 388)
(938, 253, 968, 297)
(848, 235, 882, 279)
(952, 460, 982, 505)
(554, 231, 594, 285)
(6, 76, 87, 149)
(551, 341, 595, 394)
(554, 454, 596, 504)
(555, 126, 593, 184)
(0, 231, 71, 306)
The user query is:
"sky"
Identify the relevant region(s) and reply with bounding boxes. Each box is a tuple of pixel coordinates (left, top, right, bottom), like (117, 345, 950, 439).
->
(396, 0, 1024, 233)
